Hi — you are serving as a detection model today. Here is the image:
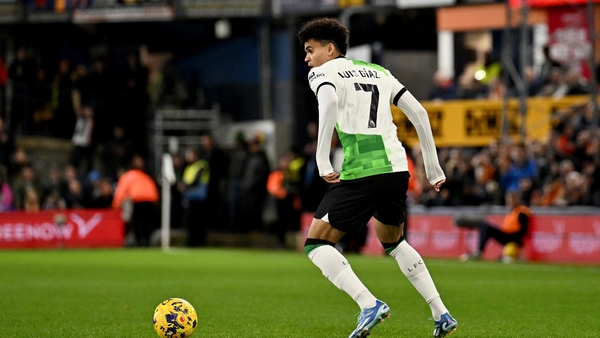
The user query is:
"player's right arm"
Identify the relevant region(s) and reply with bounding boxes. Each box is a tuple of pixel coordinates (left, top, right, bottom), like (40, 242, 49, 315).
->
(308, 67, 339, 183)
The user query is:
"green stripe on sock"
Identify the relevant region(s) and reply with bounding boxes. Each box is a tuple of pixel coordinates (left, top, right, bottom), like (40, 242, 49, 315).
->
(304, 244, 324, 255)
(383, 237, 406, 254)
(384, 246, 396, 255)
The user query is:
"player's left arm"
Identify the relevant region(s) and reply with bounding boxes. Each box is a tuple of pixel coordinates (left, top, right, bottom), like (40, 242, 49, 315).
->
(391, 83, 445, 190)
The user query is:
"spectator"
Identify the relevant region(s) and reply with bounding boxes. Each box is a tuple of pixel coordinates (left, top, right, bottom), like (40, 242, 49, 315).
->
(499, 143, 537, 193)
(8, 46, 37, 135)
(102, 125, 135, 181)
(180, 147, 210, 246)
(41, 189, 67, 210)
(64, 178, 88, 209)
(31, 67, 53, 135)
(588, 159, 600, 206)
(168, 152, 185, 229)
(572, 129, 594, 170)
(554, 123, 577, 160)
(564, 69, 589, 96)
(227, 132, 248, 231)
(23, 186, 40, 213)
(88, 57, 113, 144)
(471, 150, 498, 204)
(0, 167, 13, 211)
(8, 147, 30, 182)
(89, 177, 114, 209)
(537, 67, 568, 98)
(0, 117, 15, 170)
(301, 122, 328, 213)
(562, 171, 588, 205)
(200, 133, 230, 231)
(543, 159, 579, 207)
(40, 165, 63, 202)
(241, 137, 270, 232)
(428, 71, 457, 101)
(456, 190, 532, 262)
(72, 64, 91, 113)
(531, 140, 554, 186)
(71, 105, 95, 176)
(406, 150, 422, 204)
(12, 166, 41, 210)
(442, 148, 478, 206)
(112, 155, 159, 247)
(51, 59, 75, 139)
(61, 164, 80, 196)
(267, 154, 293, 247)
(539, 176, 564, 207)
(457, 75, 488, 100)
(531, 45, 562, 95)
(267, 150, 303, 248)
(120, 51, 149, 153)
(0, 53, 8, 120)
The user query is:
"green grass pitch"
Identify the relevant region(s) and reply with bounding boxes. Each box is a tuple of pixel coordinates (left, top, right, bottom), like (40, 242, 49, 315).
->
(0, 248, 598, 337)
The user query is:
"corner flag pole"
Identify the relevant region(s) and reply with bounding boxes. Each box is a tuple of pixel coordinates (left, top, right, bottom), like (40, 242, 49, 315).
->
(161, 153, 176, 251)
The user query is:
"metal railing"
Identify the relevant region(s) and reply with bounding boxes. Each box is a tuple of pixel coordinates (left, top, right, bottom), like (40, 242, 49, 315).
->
(152, 108, 219, 175)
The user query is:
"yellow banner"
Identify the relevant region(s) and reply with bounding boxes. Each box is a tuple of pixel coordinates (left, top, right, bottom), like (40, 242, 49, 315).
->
(338, 0, 364, 7)
(393, 95, 590, 147)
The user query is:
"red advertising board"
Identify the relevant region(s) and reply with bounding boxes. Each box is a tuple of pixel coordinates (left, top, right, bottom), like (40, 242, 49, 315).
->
(300, 212, 600, 264)
(510, 0, 600, 8)
(528, 215, 600, 263)
(0, 210, 124, 249)
(406, 214, 600, 264)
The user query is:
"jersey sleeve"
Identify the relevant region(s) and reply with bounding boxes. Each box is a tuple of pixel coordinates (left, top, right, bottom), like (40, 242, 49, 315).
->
(389, 73, 407, 105)
(394, 89, 446, 186)
(308, 66, 335, 96)
(314, 75, 338, 176)
(307, 65, 338, 176)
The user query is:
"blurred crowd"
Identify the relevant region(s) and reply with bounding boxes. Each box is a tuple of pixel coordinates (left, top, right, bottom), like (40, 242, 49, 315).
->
(1, 101, 599, 247)
(1, 42, 599, 248)
(5, 45, 150, 151)
(414, 102, 600, 208)
(429, 47, 593, 102)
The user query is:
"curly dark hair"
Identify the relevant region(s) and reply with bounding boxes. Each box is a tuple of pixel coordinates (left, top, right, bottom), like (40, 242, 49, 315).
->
(298, 18, 349, 56)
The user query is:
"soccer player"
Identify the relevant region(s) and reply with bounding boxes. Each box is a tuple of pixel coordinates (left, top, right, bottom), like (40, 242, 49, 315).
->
(298, 18, 457, 338)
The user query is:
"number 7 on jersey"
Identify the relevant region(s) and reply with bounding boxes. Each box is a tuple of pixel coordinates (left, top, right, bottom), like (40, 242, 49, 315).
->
(354, 82, 379, 128)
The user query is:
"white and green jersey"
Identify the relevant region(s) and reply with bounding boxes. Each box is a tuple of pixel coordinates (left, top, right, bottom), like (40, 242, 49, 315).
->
(308, 57, 445, 184)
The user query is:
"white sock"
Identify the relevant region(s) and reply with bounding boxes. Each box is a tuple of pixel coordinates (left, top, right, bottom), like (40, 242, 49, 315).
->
(389, 241, 448, 320)
(308, 245, 377, 310)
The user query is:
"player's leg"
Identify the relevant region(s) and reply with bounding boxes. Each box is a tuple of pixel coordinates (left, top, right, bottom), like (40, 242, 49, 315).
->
(306, 178, 392, 337)
(376, 220, 457, 337)
(305, 218, 378, 310)
(375, 220, 449, 318)
(374, 171, 457, 336)
(306, 215, 390, 337)
(374, 171, 448, 318)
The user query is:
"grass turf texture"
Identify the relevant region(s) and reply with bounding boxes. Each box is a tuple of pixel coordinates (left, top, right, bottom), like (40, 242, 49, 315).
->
(1, 248, 598, 337)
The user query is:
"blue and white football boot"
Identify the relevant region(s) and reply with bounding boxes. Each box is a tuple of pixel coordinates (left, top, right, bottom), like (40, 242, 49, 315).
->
(348, 300, 390, 338)
(432, 312, 458, 337)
